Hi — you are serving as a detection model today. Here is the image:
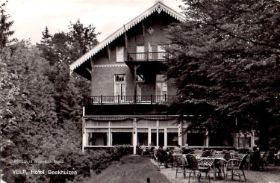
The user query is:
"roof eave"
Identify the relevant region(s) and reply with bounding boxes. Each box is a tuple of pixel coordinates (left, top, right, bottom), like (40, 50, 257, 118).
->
(70, 2, 185, 75)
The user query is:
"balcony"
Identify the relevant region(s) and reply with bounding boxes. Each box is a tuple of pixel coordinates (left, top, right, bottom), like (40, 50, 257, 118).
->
(90, 95, 176, 105)
(125, 52, 168, 75)
(127, 52, 167, 62)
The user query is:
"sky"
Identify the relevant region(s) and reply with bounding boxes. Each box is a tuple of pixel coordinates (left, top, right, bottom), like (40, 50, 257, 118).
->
(4, 0, 184, 44)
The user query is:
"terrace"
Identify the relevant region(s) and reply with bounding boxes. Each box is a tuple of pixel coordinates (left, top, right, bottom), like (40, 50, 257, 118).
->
(90, 95, 176, 105)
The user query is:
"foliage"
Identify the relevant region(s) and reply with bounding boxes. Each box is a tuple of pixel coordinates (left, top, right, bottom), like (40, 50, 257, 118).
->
(68, 19, 99, 59)
(0, 7, 111, 183)
(36, 20, 99, 151)
(37, 20, 98, 123)
(0, 47, 19, 154)
(167, 0, 280, 149)
(0, 41, 62, 183)
(0, 0, 15, 49)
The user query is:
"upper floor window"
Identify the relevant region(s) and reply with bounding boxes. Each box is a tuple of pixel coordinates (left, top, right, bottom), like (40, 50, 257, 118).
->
(157, 45, 165, 60)
(136, 46, 145, 60)
(116, 46, 124, 62)
(115, 74, 125, 82)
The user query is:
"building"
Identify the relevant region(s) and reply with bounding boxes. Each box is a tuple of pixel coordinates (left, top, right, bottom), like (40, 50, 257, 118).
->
(70, 1, 256, 153)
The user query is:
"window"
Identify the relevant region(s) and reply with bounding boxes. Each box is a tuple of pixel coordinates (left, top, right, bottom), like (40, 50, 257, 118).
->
(112, 132, 132, 145)
(114, 74, 126, 102)
(151, 129, 164, 146)
(136, 46, 144, 60)
(115, 74, 125, 82)
(187, 133, 204, 146)
(209, 133, 233, 146)
(138, 132, 148, 146)
(88, 132, 107, 146)
(167, 133, 178, 146)
(156, 74, 168, 102)
(116, 46, 124, 62)
(157, 45, 165, 60)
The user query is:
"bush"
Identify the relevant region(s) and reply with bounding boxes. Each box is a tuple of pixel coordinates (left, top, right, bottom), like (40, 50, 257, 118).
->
(2, 147, 130, 183)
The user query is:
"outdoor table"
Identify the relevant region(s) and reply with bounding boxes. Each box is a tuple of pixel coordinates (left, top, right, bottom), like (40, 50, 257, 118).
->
(197, 157, 227, 179)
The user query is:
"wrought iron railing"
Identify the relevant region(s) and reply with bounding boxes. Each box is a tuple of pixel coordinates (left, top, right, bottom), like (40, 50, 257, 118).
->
(127, 52, 167, 62)
(90, 95, 176, 105)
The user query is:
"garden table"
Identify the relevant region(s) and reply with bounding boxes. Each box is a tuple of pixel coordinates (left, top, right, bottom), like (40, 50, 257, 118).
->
(197, 157, 227, 179)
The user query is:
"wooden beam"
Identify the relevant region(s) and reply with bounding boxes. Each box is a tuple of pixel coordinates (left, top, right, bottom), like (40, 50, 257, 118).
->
(86, 68, 91, 75)
(142, 21, 146, 40)
(142, 21, 147, 60)
(107, 45, 111, 62)
(124, 25, 128, 60)
(89, 57, 94, 80)
(124, 25, 128, 49)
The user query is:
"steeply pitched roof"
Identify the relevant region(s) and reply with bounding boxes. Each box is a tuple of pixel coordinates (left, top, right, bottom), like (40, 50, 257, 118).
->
(70, 1, 185, 74)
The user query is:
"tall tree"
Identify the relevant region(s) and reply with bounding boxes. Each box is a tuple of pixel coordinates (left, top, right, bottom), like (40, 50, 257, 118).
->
(167, 0, 280, 149)
(37, 20, 98, 147)
(68, 19, 99, 60)
(0, 47, 19, 156)
(1, 42, 65, 183)
(0, 1, 14, 49)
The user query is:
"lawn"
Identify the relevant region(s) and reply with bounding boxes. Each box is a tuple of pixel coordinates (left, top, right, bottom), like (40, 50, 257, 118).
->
(84, 155, 171, 183)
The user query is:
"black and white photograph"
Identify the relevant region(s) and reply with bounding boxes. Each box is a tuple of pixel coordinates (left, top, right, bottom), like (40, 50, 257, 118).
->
(1, 0, 280, 182)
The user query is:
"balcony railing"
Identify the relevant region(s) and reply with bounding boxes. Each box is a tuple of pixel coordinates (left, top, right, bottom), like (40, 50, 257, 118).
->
(127, 52, 167, 62)
(90, 95, 176, 105)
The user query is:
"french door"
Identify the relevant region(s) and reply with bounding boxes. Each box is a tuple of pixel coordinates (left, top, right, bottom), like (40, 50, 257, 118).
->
(114, 74, 126, 102)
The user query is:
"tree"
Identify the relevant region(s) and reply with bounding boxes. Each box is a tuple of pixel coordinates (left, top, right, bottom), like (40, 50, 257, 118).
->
(167, 0, 280, 149)
(68, 19, 99, 60)
(0, 47, 20, 157)
(37, 20, 98, 148)
(0, 1, 15, 49)
(1, 42, 65, 183)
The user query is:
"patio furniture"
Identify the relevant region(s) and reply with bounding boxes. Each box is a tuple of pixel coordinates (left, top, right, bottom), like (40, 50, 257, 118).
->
(153, 148, 164, 168)
(154, 148, 172, 168)
(199, 157, 227, 180)
(191, 149, 203, 159)
(225, 154, 248, 182)
(201, 150, 211, 157)
(250, 147, 261, 170)
(259, 151, 269, 170)
(174, 154, 188, 178)
(186, 154, 212, 183)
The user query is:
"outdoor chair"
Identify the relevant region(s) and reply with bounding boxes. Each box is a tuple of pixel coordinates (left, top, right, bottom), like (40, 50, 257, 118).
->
(225, 154, 247, 182)
(211, 155, 227, 179)
(174, 154, 188, 178)
(201, 150, 211, 157)
(259, 151, 269, 170)
(154, 148, 171, 168)
(186, 154, 211, 183)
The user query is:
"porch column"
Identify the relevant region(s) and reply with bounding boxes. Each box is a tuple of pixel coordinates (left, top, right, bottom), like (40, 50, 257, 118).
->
(156, 120, 159, 147)
(164, 128, 167, 147)
(178, 122, 183, 146)
(148, 128, 152, 145)
(205, 130, 209, 147)
(108, 121, 112, 146)
(133, 118, 138, 155)
(251, 130, 255, 148)
(82, 117, 86, 153)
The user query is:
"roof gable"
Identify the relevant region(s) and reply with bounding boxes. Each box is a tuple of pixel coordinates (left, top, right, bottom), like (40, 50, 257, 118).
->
(70, 1, 185, 75)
